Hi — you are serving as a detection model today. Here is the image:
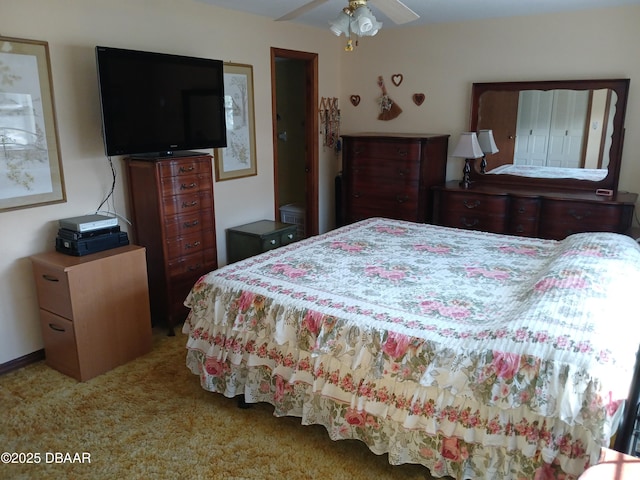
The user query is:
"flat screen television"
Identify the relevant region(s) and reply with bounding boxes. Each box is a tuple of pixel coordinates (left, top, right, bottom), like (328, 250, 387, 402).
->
(95, 46, 227, 157)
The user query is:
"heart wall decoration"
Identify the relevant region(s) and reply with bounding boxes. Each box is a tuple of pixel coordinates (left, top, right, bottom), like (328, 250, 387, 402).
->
(391, 74, 403, 87)
(350, 95, 361, 106)
(413, 93, 425, 106)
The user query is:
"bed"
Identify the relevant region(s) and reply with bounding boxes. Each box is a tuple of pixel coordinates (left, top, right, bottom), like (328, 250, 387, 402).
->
(183, 217, 640, 479)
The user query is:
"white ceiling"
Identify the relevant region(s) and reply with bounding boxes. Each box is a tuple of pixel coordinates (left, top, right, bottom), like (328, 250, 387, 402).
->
(196, 0, 640, 29)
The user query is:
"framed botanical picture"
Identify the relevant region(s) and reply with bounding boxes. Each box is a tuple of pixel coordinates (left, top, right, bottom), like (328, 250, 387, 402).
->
(215, 63, 257, 181)
(0, 36, 66, 212)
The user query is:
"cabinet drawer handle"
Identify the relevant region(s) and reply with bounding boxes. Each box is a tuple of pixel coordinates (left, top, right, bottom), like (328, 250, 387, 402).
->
(184, 220, 199, 228)
(518, 206, 526, 214)
(463, 200, 481, 209)
(185, 241, 201, 249)
(396, 195, 409, 204)
(461, 217, 480, 228)
(287, 233, 294, 239)
(179, 165, 195, 173)
(180, 182, 197, 190)
(352, 192, 361, 198)
(515, 225, 524, 233)
(42, 274, 60, 282)
(397, 149, 408, 157)
(182, 201, 198, 208)
(270, 239, 276, 245)
(48, 323, 65, 333)
(187, 263, 202, 272)
(397, 168, 410, 177)
(568, 209, 591, 220)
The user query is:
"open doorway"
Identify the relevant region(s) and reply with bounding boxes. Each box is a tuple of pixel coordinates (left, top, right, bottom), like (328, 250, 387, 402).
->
(270, 48, 318, 238)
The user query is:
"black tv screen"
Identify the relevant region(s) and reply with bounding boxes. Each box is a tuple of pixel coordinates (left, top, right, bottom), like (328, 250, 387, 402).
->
(96, 46, 227, 156)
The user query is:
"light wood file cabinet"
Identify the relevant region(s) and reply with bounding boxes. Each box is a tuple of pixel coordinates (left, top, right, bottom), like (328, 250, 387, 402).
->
(30, 245, 152, 381)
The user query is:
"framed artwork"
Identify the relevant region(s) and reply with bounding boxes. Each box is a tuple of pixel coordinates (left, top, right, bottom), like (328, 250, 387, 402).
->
(215, 63, 257, 181)
(0, 36, 65, 212)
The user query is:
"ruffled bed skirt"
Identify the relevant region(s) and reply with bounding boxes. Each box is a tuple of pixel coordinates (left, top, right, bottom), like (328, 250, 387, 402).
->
(184, 340, 604, 480)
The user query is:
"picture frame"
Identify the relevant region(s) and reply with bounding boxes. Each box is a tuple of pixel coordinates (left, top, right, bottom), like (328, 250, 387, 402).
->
(0, 36, 66, 212)
(215, 63, 257, 181)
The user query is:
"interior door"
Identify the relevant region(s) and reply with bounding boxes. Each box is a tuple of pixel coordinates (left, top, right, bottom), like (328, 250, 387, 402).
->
(270, 48, 318, 237)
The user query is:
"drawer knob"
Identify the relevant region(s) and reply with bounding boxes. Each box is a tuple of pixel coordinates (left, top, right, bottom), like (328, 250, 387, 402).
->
(463, 200, 481, 209)
(185, 241, 201, 249)
(184, 220, 199, 228)
(270, 239, 276, 245)
(518, 207, 526, 214)
(396, 195, 409, 204)
(42, 274, 60, 282)
(287, 233, 294, 239)
(179, 165, 195, 173)
(568, 209, 591, 220)
(180, 182, 197, 190)
(182, 201, 198, 208)
(397, 149, 408, 157)
(461, 217, 480, 228)
(352, 192, 361, 198)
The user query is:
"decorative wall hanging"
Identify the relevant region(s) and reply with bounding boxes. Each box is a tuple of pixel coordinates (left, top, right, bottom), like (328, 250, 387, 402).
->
(349, 95, 361, 106)
(413, 93, 425, 106)
(0, 36, 66, 212)
(215, 63, 257, 181)
(391, 73, 403, 87)
(319, 97, 340, 149)
(377, 76, 402, 121)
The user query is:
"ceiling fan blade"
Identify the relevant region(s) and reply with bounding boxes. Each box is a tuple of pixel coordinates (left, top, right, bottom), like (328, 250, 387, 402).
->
(369, 0, 420, 25)
(276, 0, 331, 21)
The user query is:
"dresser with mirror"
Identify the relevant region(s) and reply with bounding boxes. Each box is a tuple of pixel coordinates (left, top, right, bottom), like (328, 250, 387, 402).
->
(433, 78, 637, 240)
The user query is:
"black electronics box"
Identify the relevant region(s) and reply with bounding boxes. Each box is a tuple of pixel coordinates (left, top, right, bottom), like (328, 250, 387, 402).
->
(55, 231, 129, 256)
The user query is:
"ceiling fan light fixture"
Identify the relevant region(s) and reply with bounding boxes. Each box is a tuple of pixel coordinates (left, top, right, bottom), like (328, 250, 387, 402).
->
(350, 5, 381, 36)
(329, 10, 351, 36)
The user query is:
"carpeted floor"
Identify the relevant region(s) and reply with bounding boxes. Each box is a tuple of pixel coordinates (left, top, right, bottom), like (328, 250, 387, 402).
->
(0, 328, 441, 480)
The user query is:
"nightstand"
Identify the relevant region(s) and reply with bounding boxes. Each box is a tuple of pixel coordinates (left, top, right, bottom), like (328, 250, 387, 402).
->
(226, 220, 298, 263)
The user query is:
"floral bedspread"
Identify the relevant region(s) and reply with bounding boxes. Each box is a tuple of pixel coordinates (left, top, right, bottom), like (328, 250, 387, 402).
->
(183, 218, 640, 479)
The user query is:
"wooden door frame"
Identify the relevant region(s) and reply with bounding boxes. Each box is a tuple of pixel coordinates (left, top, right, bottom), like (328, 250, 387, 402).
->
(270, 47, 319, 237)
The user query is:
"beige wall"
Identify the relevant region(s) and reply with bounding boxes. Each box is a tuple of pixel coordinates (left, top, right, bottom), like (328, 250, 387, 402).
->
(1, 1, 638, 364)
(338, 6, 640, 189)
(0, 0, 342, 364)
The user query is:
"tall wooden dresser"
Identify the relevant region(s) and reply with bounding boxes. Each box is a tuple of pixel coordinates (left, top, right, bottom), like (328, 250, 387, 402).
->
(125, 152, 217, 333)
(340, 133, 449, 225)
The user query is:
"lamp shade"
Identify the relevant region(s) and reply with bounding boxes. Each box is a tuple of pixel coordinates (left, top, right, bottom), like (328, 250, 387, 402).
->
(477, 129, 499, 154)
(451, 132, 484, 159)
(329, 11, 351, 37)
(350, 6, 381, 37)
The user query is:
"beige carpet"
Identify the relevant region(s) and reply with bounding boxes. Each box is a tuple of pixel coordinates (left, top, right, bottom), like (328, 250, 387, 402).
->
(0, 328, 441, 480)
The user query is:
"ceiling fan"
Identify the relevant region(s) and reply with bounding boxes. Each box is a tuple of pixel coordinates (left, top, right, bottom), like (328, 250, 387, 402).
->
(277, 0, 419, 45)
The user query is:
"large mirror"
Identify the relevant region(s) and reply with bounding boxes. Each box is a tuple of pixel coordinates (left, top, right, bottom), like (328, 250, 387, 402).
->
(470, 79, 629, 192)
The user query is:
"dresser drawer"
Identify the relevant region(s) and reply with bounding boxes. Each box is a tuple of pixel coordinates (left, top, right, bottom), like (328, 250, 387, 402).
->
(166, 229, 216, 260)
(164, 209, 212, 238)
(162, 190, 212, 216)
(507, 197, 540, 236)
(437, 190, 509, 233)
(39, 310, 80, 379)
(346, 139, 420, 161)
(158, 157, 209, 178)
(160, 172, 212, 197)
(540, 200, 626, 239)
(349, 155, 420, 179)
(32, 263, 73, 319)
(167, 249, 217, 279)
(348, 188, 420, 222)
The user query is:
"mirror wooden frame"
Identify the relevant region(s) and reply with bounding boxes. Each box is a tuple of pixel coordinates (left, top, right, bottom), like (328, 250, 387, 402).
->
(469, 78, 630, 192)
